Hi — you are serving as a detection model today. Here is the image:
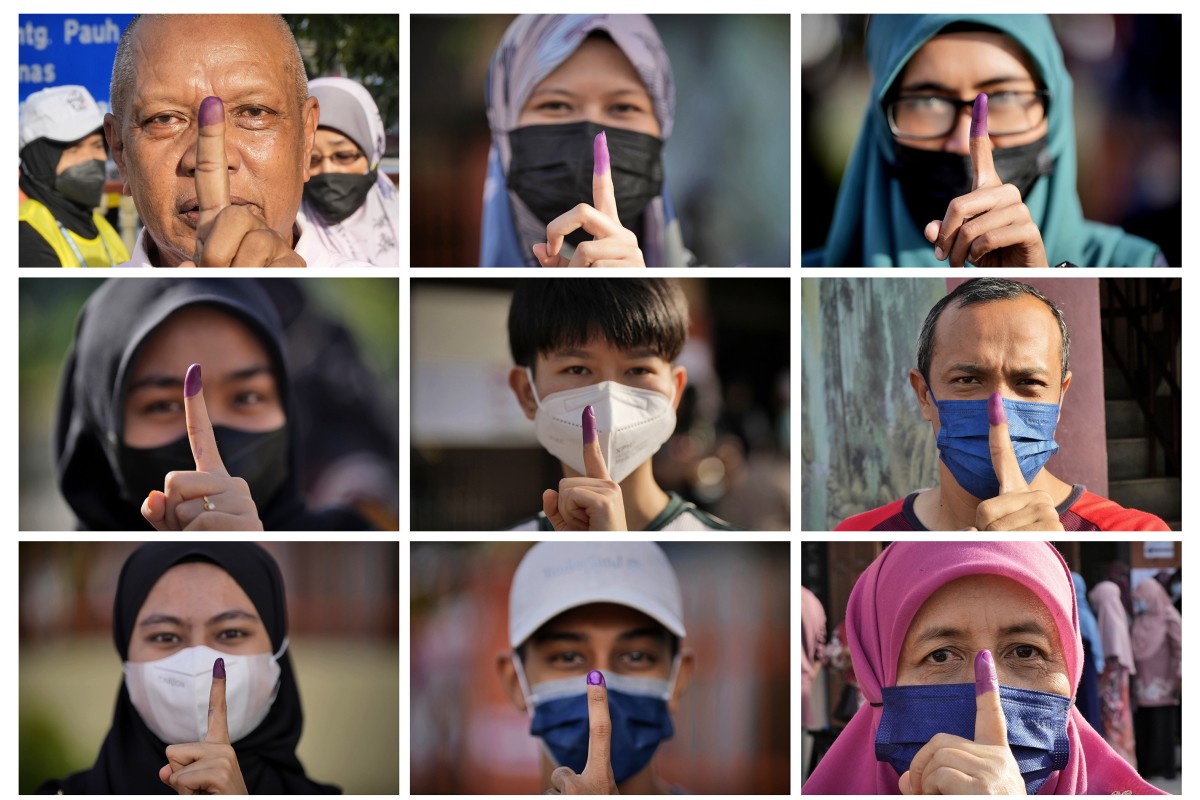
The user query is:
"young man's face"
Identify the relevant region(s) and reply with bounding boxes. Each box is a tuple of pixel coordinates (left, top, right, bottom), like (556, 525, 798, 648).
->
(510, 337, 687, 421)
(521, 603, 676, 685)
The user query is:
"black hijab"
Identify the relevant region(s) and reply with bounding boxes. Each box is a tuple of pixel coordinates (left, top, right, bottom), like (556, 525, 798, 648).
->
(19, 134, 101, 238)
(38, 543, 340, 794)
(54, 278, 371, 531)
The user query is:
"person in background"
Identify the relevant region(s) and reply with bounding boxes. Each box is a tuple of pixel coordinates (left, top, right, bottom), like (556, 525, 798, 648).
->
(1131, 576, 1181, 780)
(1072, 572, 1104, 735)
(299, 77, 398, 266)
(19, 85, 129, 267)
(1088, 580, 1137, 768)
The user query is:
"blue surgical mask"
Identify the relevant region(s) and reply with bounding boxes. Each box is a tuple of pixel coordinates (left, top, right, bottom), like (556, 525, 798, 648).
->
(927, 384, 1061, 499)
(515, 656, 678, 784)
(875, 682, 1072, 794)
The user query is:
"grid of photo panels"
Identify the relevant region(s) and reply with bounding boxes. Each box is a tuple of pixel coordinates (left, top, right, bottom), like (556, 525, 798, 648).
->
(12, 8, 1188, 799)
(800, 10, 1184, 799)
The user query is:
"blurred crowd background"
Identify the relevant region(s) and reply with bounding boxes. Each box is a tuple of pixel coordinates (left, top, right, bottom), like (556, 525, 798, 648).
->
(410, 14, 790, 267)
(19, 541, 399, 794)
(19, 278, 401, 531)
(410, 541, 790, 793)
(802, 14, 1181, 266)
(410, 278, 790, 530)
(801, 541, 1182, 794)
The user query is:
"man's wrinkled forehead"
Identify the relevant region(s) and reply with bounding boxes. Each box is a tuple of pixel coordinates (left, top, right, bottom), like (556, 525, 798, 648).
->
(931, 295, 1062, 373)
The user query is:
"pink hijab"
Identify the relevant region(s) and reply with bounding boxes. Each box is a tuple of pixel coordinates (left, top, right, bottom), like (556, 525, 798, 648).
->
(801, 586, 827, 729)
(1130, 577, 1181, 656)
(802, 543, 1163, 795)
(1089, 581, 1136, 673)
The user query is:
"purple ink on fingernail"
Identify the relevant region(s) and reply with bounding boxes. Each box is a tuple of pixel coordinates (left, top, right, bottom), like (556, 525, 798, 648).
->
(971, 93, 988, 139)
(587, 669, 605, 686)
(988, 391, 1006, 425)
(593, 131, 610, 176)
(974, 649, 996, 696)
(184, 364, 202, 398)
(582, 405, 597, 443)
(199, 96, 223, 127)
(213, 657, 226, 680)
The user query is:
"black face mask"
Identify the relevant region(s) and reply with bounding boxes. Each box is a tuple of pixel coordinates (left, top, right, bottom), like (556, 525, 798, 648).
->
(304, 170, 376, 224)
(508, 121, 664, 248)
(55, 159, 107, 209)
(115, 426, 290, 513)
(892, 136, 1054, 228)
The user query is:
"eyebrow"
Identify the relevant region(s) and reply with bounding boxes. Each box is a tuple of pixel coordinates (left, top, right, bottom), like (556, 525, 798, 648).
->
(545, 347, 660, 360)
(127, 365, 272, 393)
(532, 627, 667, 644)
(527, 86, 647, 101)
(138, 609, 261, 627)
(900, 76, 1034, 93)
(943, 363, 1050, 378)
(910, 619, 1053, 648)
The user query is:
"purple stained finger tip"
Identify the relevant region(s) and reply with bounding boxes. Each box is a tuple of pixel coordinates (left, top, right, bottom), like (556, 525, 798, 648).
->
(213, 657, 226, 680)
(987, 391, 1006, 425)
(587, 669, 605, 687)
(593, 131, 610, 175)
(199, 96, 223, 127)
(184, 364, 202, 397)
(974, 650, 996, 695)
(971, 93, 988, 138)
(582, 405, 597, 444)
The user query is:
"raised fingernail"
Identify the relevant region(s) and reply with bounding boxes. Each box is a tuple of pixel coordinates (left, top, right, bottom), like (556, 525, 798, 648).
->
(582, 405, 597, 443)
(184, 364, 202, 397)
(988, 391, 1006, 425)
(199, 96, 223, 127)
(593, 131, 609, 175)
(213, 657, 226, 680)
(974, 649, 996, 695)
(971, 93, 988, 138)
(934, 246, 944, 260)
(587, 669, 605, 686)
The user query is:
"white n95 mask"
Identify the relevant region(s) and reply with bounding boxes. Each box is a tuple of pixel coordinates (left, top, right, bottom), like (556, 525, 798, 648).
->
(124, 640, 286, 744)
(529, 369, 677, 484)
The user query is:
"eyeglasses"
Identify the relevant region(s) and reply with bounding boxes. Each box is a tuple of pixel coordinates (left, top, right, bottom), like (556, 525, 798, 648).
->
(309, 149, 366, 170)
(886, 90, 1049, 139)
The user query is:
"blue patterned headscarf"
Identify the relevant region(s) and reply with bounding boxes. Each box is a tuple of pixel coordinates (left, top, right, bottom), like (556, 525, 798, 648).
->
(480, 14, 688, 267)
(803, 14, 1162, 267)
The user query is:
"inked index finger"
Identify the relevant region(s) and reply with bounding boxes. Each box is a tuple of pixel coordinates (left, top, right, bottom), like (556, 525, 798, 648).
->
(184, 364, 228, 475)
(973, 649, 1007, 747)
(592, 131, 621, 223)
(581, 670, 612, 780)
(205, 657, 230, 744)
(988, 392, 1027, 494)
(195, 97, 230, 245)
(581, 405, 612, 481)
(970, 93, 998, 190)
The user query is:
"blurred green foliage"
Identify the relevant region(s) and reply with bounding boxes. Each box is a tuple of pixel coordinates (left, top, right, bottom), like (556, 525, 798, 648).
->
(285, 15, 399, 130)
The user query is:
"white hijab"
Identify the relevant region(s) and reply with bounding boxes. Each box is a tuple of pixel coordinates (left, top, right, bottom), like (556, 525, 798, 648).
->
(299, 77, 399, 266)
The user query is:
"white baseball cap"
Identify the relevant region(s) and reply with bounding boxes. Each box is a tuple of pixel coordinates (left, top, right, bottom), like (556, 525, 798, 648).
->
(508, 542, 685, 648)
(19, 85, 105, 152)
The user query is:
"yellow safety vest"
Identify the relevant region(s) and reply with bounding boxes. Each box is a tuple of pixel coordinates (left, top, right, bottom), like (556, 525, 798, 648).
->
(19, 197, 129, 267)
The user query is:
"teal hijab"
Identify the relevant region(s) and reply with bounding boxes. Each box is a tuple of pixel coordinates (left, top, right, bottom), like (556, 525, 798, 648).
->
(804, 14, 1161, 267)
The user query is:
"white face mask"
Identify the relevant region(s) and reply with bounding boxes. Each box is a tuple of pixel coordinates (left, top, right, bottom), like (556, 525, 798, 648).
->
(528, 368, 677, 484)
(124, 640, 286, 745)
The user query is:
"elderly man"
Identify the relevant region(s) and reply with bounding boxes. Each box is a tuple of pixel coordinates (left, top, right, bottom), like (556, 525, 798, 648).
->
(836, 278, 1170, 532)
(103, 14, 371, 267)
(496, 541, 694, 794)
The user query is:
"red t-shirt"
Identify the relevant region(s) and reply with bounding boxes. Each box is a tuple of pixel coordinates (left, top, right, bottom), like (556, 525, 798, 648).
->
(834, 485, 1171, 532)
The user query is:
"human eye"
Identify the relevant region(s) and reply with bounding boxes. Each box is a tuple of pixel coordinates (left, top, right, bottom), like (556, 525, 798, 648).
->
(535, 100, 572, 113)
(620, 650, 660, 670)
(950, 375, 981, 385)
(333, 151, 362, 166)
(547, 650, 585, 666)
(148, 631, 181, 644)
(563, 365, 590, 376)
(217, 628, 251, 642)
(234, 105, 277, 129)
(141, 112, 187, 133)
(1007, 643, 1047, 662)
(232, 389, 267, 407)
(140, 397, 184, 416)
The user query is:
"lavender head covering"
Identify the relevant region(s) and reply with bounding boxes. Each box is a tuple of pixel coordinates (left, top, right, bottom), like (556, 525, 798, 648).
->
(480, 14, 687, 268)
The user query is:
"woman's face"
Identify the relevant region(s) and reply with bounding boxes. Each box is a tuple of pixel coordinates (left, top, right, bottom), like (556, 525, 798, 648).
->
(57, 131, 107, 174)
(517, 36, 661, 137)
(308, 128, 369, 176)
(897, 574, 1071, 696)
(122, 305, 285, 448)
(128, 561, 272, 662)
(894, 32, 1048, 155)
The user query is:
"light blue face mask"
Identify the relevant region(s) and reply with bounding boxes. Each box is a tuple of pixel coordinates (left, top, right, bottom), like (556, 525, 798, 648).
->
(514, 656, 679, 784)
(875, 682, 1072, 794)
(926, 383, 1061, 499)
